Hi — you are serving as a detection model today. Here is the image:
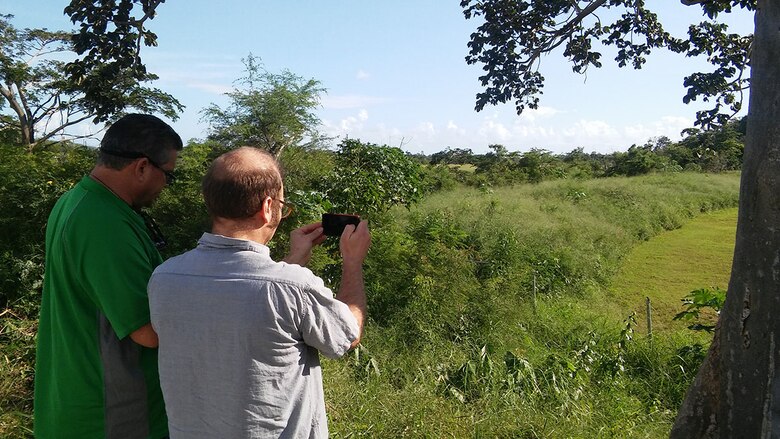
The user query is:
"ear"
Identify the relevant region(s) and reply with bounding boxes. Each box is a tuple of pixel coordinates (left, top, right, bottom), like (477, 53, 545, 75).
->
(131, 158, 151, 182)
(257, 197, 274, 224)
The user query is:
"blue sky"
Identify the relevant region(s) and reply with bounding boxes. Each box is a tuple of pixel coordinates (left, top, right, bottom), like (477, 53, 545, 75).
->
(2, 1, 754, 155)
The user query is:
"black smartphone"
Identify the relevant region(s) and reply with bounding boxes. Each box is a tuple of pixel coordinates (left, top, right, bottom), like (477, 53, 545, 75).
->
(322, 213, 360, 236)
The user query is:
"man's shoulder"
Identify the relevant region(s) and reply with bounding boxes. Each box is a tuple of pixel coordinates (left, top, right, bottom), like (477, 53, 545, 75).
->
(57, 182, 133, 225)
(48, 186, 142, 250)
(151, 248, 199, 275)
(152, 248, 325, 288)
(271, 261, 327, 290)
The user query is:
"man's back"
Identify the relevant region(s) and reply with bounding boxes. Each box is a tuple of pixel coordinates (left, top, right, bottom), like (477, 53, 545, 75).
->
(35, 176, 167, 438)
(149, 233, 359, 438)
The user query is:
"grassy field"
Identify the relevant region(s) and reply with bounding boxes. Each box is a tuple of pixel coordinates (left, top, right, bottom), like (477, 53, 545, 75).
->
(1, 172, 742, 438)
(324, 172, 741, 437)
(608, 208, 737, 332)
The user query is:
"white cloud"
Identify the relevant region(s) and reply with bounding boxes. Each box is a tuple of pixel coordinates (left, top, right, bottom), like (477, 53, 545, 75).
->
(320, 106, 695, 156)
(623, 116, 692, 143)
(416, 122, 436, 138)
(356, 69, 370, 80)
(566, 119, 620, 139)
(518, 106, 561, 123)
(322, 114, 414, 148)
(325, 108, 370, 132)
(153, 63, 238, 96)
(478, 117, 511, 141)
(338, 116, 363, 132)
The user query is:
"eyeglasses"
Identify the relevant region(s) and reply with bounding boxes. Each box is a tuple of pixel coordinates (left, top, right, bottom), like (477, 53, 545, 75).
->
(146, 159, 177, 185)
(273, 199, 295, 219)
(99, 147, 177, 185)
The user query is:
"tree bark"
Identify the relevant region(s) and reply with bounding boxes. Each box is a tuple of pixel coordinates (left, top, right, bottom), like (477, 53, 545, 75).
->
(671, 1, 780, 437)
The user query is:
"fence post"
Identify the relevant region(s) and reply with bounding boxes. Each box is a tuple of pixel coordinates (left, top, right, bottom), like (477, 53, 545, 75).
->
(646, 296, 653, 340)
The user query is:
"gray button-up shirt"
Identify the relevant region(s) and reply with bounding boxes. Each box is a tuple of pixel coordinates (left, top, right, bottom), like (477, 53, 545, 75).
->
(149, 233, 359, 438)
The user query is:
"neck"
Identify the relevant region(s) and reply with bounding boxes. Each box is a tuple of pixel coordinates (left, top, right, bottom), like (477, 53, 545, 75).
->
(211, 220, 276, 245)
(90, 167, 134, 207)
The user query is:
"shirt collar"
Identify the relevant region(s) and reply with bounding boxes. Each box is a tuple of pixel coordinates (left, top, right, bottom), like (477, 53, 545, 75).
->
(198, 232, 271, 257)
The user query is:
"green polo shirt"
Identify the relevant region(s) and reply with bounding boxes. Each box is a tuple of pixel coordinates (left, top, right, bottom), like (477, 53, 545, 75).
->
(34, 176, 167, 438)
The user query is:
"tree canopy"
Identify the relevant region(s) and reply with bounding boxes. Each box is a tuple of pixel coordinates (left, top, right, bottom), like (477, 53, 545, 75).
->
(200, 54, 326, 157)
(461, 0, 754, 130)
(0, 8, 181, 149)
(63, 0, 181, 123)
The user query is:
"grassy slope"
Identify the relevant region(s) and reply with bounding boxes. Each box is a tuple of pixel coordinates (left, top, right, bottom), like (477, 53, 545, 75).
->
(608, 208, 737, 332)
(1, 172, 741, 438)
(325, 172, 741, 438)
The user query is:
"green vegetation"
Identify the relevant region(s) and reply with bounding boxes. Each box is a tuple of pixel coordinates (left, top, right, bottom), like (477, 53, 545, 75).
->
(0, 73, 742, 435)
(674, 287, 727, 333)
(0, 141, 740, 437)
(200, 54, 326, 157)
(317, 173, 739, 437)
(0, 4, 760, 436)
(0, 13, 182, 148)
(425, 120, 745, 188)
(609, 208, 736, 332)
(0, 11, 746, 433)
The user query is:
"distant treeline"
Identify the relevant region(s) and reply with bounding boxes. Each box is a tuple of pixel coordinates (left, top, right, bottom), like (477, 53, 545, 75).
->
(411, 117, 745, 189)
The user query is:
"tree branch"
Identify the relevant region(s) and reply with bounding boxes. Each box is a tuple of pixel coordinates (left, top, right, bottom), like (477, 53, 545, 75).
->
(1, 82, 26, 123)
(110, 0, 164, 27)
(33, 113, 94, 145)
(526, 0, 610, 68)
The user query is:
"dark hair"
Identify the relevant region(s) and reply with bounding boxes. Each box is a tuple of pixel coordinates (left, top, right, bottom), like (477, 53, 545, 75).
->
(98, 114, 183, 170)
(201, 147, 283, 219)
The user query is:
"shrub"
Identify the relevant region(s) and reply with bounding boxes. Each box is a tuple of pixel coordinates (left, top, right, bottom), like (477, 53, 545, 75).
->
(0, 142, 94, 314)
(318, 139, 423, 220)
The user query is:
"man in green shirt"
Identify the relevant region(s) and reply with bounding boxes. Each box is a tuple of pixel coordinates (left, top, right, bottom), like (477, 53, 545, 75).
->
(34, 114, 182, 438)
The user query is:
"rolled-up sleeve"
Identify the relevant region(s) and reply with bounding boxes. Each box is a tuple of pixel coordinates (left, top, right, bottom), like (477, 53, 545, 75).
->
(298, 285, 360, 359)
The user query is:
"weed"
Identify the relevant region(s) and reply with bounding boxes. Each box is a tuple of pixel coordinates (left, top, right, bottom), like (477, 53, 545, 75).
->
(673, 287, 725, 332)
(0, 311, 36, 437)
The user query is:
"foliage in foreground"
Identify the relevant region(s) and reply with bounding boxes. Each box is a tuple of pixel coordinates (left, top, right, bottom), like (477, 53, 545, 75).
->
(320, 173, 738, 437)
(0, 142, 739, 436)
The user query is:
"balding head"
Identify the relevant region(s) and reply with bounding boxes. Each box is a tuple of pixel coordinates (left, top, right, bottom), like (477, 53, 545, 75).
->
(202, 147, 283, 220)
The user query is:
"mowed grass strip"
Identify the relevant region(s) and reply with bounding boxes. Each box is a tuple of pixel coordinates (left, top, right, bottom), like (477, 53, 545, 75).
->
(609, 208, 737, 332)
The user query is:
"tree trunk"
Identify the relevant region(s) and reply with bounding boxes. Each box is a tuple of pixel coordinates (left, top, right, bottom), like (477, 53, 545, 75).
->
(21, 120, 34, 147)
(671, 2, 780, 437)
(1, 85, 34, 146)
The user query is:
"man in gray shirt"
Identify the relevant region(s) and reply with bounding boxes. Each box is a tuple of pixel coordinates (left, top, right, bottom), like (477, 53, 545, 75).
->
(148, 146, 370, 438)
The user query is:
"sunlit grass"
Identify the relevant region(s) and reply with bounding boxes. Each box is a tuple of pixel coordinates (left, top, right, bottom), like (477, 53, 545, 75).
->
(608, 208, 736, 332)
(1, 172, 742, 438)
(323, 172, 740, 438)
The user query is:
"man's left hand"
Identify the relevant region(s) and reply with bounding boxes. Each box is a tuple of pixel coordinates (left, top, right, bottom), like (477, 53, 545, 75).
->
(283, 222, 326, 266)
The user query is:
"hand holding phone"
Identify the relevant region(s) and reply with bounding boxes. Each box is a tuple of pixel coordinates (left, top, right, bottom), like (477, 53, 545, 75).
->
(284, 222, 327, 266)
(339, 219, 371, 266)
(322, 213, 361, 237)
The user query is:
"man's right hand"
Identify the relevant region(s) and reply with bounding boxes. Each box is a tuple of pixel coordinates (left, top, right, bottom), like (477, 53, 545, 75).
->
(339, 220, 371, 265)
(337, 220, 370, 349)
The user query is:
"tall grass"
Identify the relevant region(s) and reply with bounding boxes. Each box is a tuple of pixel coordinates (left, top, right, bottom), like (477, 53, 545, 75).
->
(0, 172, 740, 437)
(0, 311, 35, 438)
(323, 172, 739, 438)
